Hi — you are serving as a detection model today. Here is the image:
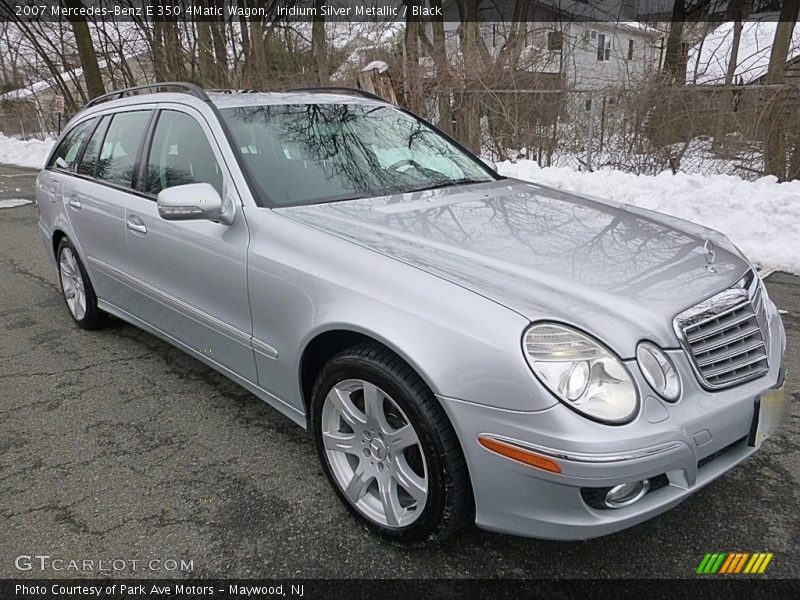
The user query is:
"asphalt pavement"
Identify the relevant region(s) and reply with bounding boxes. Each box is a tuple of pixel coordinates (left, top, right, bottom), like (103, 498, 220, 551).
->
(0, 162, 798, 578)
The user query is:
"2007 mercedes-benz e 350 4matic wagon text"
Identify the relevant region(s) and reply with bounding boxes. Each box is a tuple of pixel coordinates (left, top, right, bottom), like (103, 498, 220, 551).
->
(36, 83, 788, 545)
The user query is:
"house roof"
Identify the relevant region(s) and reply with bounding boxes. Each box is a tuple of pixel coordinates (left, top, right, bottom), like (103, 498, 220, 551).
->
(687, 13, 800, 84)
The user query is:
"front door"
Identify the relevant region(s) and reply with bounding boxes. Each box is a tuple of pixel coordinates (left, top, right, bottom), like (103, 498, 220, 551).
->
(124, 106, 257, 383)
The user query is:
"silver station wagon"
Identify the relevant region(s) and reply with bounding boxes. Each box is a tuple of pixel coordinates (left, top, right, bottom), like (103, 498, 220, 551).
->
(36, 83, 788, 545)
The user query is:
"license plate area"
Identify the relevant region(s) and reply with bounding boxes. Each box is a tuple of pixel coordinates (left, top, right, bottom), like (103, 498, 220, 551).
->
(749, 381, 789, 448)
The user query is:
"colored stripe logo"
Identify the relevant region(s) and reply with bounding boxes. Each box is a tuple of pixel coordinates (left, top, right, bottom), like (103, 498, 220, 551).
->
(696, 552, 773, 574)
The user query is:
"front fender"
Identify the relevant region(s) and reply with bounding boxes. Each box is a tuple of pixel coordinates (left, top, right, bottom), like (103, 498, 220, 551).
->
(245, 208, 557, 415)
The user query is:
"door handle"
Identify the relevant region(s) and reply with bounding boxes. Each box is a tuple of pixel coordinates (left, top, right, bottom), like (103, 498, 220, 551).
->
(67, 195, 82, 209)
(126, 216, 147, 234)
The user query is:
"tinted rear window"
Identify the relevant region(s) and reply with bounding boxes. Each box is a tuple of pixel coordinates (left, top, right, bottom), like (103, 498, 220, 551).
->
(48, 119, 94, 171)
(77, 115, 111, 177)
(95, 111, 151, 188)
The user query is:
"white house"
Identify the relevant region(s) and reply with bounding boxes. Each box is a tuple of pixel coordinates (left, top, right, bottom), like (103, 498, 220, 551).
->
(437, 11, 663, 89)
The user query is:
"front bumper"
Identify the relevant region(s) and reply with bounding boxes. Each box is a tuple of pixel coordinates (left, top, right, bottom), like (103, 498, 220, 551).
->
(439, 308, 787, 541)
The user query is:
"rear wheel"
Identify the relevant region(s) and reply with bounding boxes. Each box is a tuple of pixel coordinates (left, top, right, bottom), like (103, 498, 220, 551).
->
(311, 343, 472, 546)
(57, 238, 108, 329)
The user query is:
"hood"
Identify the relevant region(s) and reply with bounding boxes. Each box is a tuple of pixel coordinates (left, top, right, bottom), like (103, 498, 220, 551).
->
(276, 179, 749, 356)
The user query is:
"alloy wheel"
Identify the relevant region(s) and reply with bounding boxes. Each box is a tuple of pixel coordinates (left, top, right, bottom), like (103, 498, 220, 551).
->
(59, 247, 87, 320)
(321, 378, 428, 528)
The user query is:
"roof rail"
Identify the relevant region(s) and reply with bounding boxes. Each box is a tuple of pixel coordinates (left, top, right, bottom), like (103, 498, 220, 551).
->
(208, 89, 264, 94)
(287, 86, 390, 103)
(85, 82, 210, 109)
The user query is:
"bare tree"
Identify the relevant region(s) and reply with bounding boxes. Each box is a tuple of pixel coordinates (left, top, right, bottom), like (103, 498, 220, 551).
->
(763, 0, 800, 179)
(197, 6, 216, 85)
(713, 0, 744, 147)
(403, 0, 424, 114)
(65, 0, 105, 99)
(312, 0, 329, 85)
(457, 0, 482, 153)
(429, 0, 452, 133)
(663, 0, 686, 83)
(211, 1, 230, 86)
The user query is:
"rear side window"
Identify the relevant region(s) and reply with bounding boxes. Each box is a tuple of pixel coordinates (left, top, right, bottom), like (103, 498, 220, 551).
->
(143, 110, 223, 196)
(77, 115, 111, 177)
(95, 111, 151, 188)
(48, 120, 94, 171)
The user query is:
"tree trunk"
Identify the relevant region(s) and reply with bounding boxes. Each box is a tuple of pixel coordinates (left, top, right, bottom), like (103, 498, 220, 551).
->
(66, 0, 105, 99)
(430, 0, 452, 134)
(152, 20, 167, 81)
(238, 0, 250, 86)
(312, 0, 328, 85)
(404, 0, 423, 114)
(245, 0, 266, 89)
(663, 0, 686, 83)
(197, 9, 215, 87)
(766, 0, 800, 85)
(162, 17, 186, 81)
(459, 0, 482, 153)
(713, 0, 743, 147)
(211, 15, 229, 87)
(763, 0, 800, 180)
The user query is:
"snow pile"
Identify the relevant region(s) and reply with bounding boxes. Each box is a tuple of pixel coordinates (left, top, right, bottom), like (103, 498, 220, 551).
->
(0, 134, 54, 169)
(497, 160, 800, 275)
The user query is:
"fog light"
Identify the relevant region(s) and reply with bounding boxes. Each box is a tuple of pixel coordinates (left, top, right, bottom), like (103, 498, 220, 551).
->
(604, 479, 650, 508)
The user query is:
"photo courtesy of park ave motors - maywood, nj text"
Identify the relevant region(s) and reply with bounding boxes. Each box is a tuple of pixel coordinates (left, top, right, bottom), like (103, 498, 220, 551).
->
(0, 0, 799, 595)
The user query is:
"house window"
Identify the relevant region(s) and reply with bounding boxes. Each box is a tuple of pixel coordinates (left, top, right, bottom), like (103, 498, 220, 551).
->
(597, 33, 610, 61)
(548, 31, 563, 51)
(628, 39, 634, 60)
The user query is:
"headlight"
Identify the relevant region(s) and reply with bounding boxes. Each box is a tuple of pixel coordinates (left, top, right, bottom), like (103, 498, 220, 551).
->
(523, 323, 638, 424)
(636, 342, 680, 401)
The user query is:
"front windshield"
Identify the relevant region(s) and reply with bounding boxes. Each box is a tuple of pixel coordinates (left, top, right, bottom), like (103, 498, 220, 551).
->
(220, 103, 495, 207)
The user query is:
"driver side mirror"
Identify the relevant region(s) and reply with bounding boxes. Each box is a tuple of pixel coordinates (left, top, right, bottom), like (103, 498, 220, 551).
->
(157, 183, 234, 225)
(480, 156, 497, 172)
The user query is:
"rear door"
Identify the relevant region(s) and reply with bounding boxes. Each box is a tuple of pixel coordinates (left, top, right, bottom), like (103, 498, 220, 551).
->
(65, 108, 154, 311)
(37, 117, 95, 252)
(124, 105, 256, 383)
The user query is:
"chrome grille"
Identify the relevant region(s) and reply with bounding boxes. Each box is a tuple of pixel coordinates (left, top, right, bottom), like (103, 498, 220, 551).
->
(674, 272, 769, 389)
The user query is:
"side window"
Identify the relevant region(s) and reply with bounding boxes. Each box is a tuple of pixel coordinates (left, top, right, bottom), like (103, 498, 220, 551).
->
(48, 120, 94, 171)
(143, 110, 223, 196)
(77, 115, 111, 177)
(96, 111, 151, 188)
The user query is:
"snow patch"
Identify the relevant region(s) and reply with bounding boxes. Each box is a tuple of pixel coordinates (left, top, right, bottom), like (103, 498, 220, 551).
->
(0, 199, 32, 209)
(0, 134, 54, 169)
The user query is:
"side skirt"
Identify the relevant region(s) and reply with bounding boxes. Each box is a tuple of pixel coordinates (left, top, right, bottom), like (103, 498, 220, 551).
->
(97, 298, 308, 429)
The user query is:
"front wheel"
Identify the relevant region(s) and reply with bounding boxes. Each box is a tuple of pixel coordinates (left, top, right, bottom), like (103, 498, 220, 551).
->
(310, 343, 472, 546)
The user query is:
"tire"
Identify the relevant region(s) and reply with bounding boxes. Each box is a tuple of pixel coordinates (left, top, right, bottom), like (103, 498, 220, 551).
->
(56, 237, 109, 330)
(310, 343, 472, 546)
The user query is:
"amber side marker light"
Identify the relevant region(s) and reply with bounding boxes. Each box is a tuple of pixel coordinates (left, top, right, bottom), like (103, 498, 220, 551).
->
(478, 435, 562, 473)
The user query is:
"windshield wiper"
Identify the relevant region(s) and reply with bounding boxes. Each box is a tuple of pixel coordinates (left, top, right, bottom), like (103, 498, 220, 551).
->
(404, 178, 492, 194)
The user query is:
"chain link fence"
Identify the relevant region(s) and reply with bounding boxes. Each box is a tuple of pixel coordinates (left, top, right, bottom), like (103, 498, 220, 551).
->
(0, 115, 59, 141)
(421, 83, 800, 180)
